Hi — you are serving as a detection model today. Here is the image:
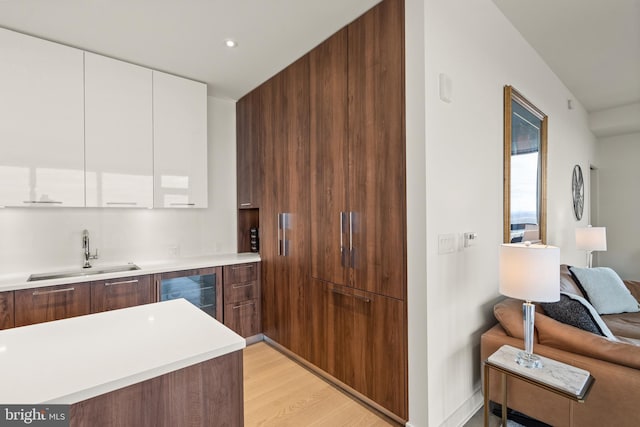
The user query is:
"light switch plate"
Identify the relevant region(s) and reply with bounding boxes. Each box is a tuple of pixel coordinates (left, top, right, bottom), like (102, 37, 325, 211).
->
(438, 234, 456, 254)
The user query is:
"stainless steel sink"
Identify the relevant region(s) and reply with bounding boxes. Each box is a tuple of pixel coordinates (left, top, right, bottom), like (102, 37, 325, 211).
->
(28, 264, 141, 282)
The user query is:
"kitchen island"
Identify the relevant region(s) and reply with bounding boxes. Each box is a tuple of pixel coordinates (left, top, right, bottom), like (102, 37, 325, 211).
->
(0, 298, 245, 426)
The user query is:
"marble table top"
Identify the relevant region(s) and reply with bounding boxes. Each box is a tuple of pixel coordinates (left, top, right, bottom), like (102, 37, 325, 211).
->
(487, 345, 592, 397)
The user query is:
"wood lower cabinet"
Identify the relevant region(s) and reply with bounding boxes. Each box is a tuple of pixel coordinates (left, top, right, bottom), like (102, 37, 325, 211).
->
(0, 291, 14, 330)
(14, 283, 91, 327)
(324, 282, 356, 386)
(224, 300, 260, 338)
(223, 263, 261, 338)
(315, 280, 407, 419)
(91, 275, 154, 313)
(351, 289, 406, 418)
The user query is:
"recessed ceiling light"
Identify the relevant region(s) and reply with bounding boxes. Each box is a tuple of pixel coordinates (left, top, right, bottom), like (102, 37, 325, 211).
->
(225, 39, 237, 48)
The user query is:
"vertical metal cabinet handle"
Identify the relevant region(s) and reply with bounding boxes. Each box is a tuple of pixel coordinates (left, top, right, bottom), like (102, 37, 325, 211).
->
(277, 213, 282, 256)
(339, 212, 344, 267)
(349, 211, 355, 267)
(340, 212, 349, 267)
(282, 213, 288, 256)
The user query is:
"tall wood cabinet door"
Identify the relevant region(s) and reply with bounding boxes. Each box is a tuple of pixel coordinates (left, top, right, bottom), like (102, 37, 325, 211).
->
(348, 0, 406, 300)
(260, 77, 285, 345)
(260, 56, 311, 357)
(279, 55, 311, 359)
(236, 90, 262, 209)
(310, 29, 350, 287)
(0, 291, 14, 330)
(260, 77, 282, 344)
(0, 28, 85, 207)
(352, 290, 407, 419)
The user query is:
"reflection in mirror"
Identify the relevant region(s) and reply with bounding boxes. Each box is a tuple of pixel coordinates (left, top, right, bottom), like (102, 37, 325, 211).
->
(504, 86, 547, 244)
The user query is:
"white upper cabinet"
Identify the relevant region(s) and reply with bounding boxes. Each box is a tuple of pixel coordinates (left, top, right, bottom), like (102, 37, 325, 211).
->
(153, 71, 208, 208)
(0, 28, 85, 207)
(84, 52, 153, 208)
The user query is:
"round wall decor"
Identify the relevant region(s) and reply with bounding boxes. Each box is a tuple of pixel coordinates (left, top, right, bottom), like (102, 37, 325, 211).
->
(572, 165, 584, 220)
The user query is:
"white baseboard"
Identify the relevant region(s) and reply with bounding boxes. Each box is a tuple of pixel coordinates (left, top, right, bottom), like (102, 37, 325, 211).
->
(443, 389, 484, 427)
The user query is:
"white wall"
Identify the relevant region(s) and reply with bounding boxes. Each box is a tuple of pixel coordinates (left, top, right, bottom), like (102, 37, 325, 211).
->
(404, 0, 597, 425)
(594, 132, 640, 279)
(0, 96, 237, 275)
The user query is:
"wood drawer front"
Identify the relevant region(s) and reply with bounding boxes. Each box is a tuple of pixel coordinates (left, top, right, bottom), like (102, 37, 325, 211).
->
(223, 263, 257, 285)
(91, 275, 154, 313)
(15, 283, 91, 327)
(223, 280, 259, 304)
(0, 291, 15, 330)
(224, 298, 260, 338)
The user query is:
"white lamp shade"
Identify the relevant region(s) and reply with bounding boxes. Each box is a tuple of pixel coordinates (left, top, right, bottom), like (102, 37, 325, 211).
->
(576, 227, 607, 251)
(499, 243, 560, 302)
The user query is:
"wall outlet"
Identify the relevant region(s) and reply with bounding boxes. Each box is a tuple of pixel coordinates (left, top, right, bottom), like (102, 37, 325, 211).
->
(168, 245, 180, 257)
(463, 232, 478, 248)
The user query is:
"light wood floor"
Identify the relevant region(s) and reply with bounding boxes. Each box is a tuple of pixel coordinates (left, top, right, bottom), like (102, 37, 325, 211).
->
(243, 342, 398, 427)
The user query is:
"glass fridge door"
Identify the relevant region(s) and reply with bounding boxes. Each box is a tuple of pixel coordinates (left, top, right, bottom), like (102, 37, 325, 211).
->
(160, 270, 218, 318)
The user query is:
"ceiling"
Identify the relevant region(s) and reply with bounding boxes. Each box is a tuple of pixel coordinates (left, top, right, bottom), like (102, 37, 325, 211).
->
(0, 0, 380, 100)
(1, 0, 637, 113)
(492, 0, 640, 113)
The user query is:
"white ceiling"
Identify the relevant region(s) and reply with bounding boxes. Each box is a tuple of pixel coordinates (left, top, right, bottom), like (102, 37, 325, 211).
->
(1, 0, 637, 113)
(492, 0, 640, 113)
(0, 0, 381, 100)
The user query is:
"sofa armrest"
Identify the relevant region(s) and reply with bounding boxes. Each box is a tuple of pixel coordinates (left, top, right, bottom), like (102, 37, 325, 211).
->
(624, 280, 640, 302)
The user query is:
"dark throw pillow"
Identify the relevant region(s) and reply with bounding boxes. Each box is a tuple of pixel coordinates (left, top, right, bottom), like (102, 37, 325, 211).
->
(541, 292, 616, 338)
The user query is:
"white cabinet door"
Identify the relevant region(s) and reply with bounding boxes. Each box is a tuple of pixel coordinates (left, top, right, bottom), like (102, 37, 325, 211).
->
(85, 52, 153, 208)
(0, 28, 85, 207)
(153, 71, 208, 208)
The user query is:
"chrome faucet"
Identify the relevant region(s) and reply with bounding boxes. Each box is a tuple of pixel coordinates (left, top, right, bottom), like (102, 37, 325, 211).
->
(82, 229, 99, 268)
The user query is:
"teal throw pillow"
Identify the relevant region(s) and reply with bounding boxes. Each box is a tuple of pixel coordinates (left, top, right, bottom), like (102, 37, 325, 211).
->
(569, 266, 640, 315)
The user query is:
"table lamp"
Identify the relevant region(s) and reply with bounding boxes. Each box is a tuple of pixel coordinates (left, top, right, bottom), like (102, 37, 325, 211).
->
(499, 242, 560, 368)
(575, 225, 607, 268)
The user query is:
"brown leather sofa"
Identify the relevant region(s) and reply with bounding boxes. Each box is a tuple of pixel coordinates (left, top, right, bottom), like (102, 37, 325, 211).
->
(481, 265, 640, 427)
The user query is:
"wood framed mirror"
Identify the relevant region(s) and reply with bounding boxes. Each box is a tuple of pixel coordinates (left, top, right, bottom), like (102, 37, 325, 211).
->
(503, 86, 548, 244)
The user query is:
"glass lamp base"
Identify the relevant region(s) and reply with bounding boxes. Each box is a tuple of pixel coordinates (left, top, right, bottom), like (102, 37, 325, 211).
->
(516, 351, 543, 369)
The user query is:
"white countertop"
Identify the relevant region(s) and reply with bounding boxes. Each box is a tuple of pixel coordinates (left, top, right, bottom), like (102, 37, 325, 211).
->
(0, 299, 246, 404)
(0, 252, 261, 292)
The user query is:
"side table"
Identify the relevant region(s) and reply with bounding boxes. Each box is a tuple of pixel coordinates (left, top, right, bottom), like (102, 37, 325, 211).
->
(483, 345, 595, 427)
